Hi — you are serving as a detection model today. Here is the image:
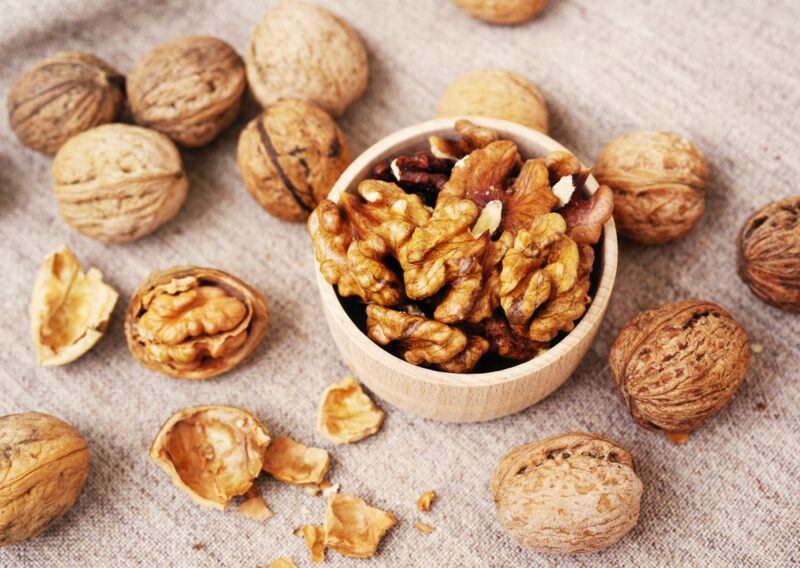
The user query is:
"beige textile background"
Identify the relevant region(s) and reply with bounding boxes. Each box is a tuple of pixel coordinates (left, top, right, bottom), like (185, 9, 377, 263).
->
(1, 1, 799, 566)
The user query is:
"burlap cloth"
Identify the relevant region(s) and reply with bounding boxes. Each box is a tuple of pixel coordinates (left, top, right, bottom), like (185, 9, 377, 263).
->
(1, 1, 798, 566)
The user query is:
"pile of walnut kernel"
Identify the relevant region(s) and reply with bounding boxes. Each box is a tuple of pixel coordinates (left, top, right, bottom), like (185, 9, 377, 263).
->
(308, 120, 614, 373)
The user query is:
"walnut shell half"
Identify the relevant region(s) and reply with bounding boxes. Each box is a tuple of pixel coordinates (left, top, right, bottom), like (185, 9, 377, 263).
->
(0, 412, 89, 547)
(125, 266, 268, 380)
(150, 406, 270, 509)
(7, 51, 124, 154)
(491, 432, 642, 554)
(737, 196, 800, 312)
(609, 300, 750, 435)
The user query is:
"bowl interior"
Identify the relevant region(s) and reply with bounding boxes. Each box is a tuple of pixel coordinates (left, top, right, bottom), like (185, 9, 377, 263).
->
(319, 117, 618, 387)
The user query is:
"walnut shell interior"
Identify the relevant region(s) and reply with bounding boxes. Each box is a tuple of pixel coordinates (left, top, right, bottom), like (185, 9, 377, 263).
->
(323, 493, 396, 559)
(317, 377, 384, 444)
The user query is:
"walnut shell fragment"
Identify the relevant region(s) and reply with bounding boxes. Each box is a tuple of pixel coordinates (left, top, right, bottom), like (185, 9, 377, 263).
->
(295, 524, 326, 563)
(267, 558, 298, 568)
(29, 245, 118, 366)
(416, 490, 436, 512)
(150, 406, 271, 509)
(323, 494, 397, 559)
(0, 412, 89, 547)
(451, 0, 548, 25)
(609, 300, 750, 436)
(491, 432, 642, 554)
(8, 51, 124, 154)
(52, 123, 188, 243)
(263, 436, 330, 485)
(239, 485, 273, 522)
(317, 377, 385, 444)
(125, 266, 268, 380)
(128, 36, 246, 147)
(737, 196, 800, 312)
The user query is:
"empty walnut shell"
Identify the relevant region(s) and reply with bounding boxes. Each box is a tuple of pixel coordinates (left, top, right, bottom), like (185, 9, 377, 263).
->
(451, 0, 548, 25)
(150, 406, 270, 509)
(52, 123, 188, 243)
(737, 196, 800, 312)
(125, 266, 268, 380)
(594, 131, 708, 244)
(7, 51, 124, 154)
(437, 69, 549, 133)
(128, 36, 246, 147)
(609, 300, 750, 436)
(491, 432, 642, 554)
(0, 412, 89, 547)
(246, 0, 368, 117)
(237, 99, 351, 222)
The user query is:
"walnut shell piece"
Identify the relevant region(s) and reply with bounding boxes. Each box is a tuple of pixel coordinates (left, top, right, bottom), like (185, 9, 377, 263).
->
(0, 412, 89, 547)
(29, 245, 118, 366)
(491, 432, 642, 554)
(150, 406, 271, 509)
(451, 0, 548, 24)
(737, 196, 800, 312)
(262, 436, 330, 485)
(127, 36, 246, 147)
(7, 51, 124, 154)
(52, 123, 188, 243)
(317, 377, 385, 444)
(594, 131, 708, 244)
(125, 266, 268, 380)
(246, 0, 368, 117)
(323, 494, 397, 559)
(437, 69, 549, 133)
(609, 300, 750, 436)
(237, 100, 351, 222)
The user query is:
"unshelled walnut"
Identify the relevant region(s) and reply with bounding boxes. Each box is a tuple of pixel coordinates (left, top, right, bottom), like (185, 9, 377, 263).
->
(609, 300, 750, 438)
(317, 376, 385, 444)
(238, 99, 351, 222)
(125, 266, 268, 380)
(737, 196, 800, 312)
(29, 245, 118, 366)
(594, 131, 708, 244)
(0, 412, 89, 547)
(437, 70, 549, 133)
(52, 123, 188, 243)
(7, 51, 124, 154)
(128, 36, 246, 147)
(451, 0, 548, 24)
(150, 405, 271, 509)
(246, 0, 368, 117)
(491, 432, 642, 554)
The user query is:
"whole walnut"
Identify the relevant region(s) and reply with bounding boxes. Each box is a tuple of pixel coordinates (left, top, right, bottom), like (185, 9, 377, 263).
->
(128, 36, 246, 147)
(594, 131, 708, 244)
(737, 196, 800, 312)
(491, 432, 642, 554)
(451, 0, 548, 25)
(237, 99, 350, 222)
(7, 51, 124, 154)
(437, 69, 549, 133)
(609, 300, 750, 438)
(52, 123, 188, 243)
(246, 0, 368, 117)
(0, 412, 89, 547)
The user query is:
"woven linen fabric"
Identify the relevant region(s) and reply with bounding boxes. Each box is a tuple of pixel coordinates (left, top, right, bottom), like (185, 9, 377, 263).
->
(1, 0, 799, 566)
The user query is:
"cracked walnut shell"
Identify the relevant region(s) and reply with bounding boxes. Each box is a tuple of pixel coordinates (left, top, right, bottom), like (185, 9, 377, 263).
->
(263, 436, 330, 485)
(491, 432, 642, 554)
(8, 51, 124, 154)
(150, 406, 271, 509)
(246, 0, 368, 117)
(52, 123, 188, 243)
(0, 412, 89, 547)
(594, 131, 708, 244)
(125, 267, 268, 380)
(737, 196, 800, 312)
(30, 245, 118, 366)
(128, 36, 245, 147)
(317, 377, 385, 444)
(452, 0, 548, 24)
(323, 494, 396, 559)
(609, 300, 750, 436)
(238, 99, 351, 222)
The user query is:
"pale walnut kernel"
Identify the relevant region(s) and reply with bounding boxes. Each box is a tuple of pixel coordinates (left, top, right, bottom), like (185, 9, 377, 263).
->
(317, 377, 385, 444)
(263, 436, 330, 485)
(323, 494, 396, 559)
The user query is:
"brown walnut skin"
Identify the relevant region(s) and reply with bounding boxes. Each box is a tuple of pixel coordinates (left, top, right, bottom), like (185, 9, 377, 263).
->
(594, 131, 708, 244)
(609, 300, 750, 436)
(737, 196, 800, 312)
(237, 99, 351, 222)
(0, 412, 89, 547)
(128, 36, 246, 147)
(7, 51, 124, 154)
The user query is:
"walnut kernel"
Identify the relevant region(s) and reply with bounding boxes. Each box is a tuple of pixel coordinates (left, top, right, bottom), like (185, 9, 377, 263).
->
(317, 377, 385, 444)
(263, 436, 330, 485)
(451, 0, 548, 25)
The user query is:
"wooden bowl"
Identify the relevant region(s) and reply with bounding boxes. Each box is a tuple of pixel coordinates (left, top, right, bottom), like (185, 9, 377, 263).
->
(315, 117, 618, 422)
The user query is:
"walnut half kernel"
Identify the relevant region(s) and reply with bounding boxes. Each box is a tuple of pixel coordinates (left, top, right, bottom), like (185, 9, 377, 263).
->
(125, 266, 268, 380)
